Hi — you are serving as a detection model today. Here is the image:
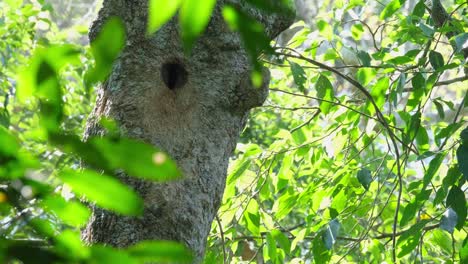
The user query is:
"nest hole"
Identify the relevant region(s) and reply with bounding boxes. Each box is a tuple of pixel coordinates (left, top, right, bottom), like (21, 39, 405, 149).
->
(161, 61, 188, 90)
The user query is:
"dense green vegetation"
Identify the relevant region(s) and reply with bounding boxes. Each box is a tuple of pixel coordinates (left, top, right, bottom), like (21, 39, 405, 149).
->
(0, 0, 467, 263)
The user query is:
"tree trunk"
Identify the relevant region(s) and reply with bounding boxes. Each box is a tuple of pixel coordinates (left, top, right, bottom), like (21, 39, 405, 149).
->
(81, 0, 293, 262)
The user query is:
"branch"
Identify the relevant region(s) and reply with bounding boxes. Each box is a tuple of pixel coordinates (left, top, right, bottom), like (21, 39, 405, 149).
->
(232, 223, 440, 242)
(435, 75, 468, 86)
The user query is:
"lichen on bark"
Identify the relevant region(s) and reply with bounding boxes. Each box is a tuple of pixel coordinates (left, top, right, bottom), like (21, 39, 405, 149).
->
(81, 0, 294, 262)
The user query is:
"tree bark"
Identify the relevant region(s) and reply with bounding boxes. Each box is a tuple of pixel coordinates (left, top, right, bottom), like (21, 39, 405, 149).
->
(81, 0, 293, 262)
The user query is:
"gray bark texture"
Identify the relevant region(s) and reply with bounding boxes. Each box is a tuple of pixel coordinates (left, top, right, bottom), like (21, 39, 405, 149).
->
(81, 0, 293, 262)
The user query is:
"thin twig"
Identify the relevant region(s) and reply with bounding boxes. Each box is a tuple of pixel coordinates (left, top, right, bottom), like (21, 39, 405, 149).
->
(215, 215, 227, 264)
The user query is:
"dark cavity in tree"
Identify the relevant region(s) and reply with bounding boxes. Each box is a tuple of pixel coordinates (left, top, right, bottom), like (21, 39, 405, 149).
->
(161, 61, 188, 90)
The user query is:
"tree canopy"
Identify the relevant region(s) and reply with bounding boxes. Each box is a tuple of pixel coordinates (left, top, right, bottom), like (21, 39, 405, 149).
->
(0, 0, 467, 263)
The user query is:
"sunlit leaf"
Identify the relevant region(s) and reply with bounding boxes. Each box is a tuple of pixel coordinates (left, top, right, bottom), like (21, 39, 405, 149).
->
(312, 233, 331, 263)
(289, 61, 307, 93)
(397, 220, 428, 258)
(271, 229, 291, 254)
(179, 0, 216, 52)
(147, 0, 182, 35)
(0, 108, 10, 128)
(126, 241, 193, 263)
(59, 169, 143, 216)
(461, 235, 468, 263)
(316, 74, 334, 114)
(273, 193, 298, 220)
(244, 199, 260, 236)
(380, 0, 404, 19)
(222, 5, 271, 83)
(423, 153, 445, 188)
(90, 137, 181, 181)
(17, 44, 80, 102)
(266, 233, 277, 262)
(54, 230, 89, 260)
(0, 127, 20, 157)
(41, 195, 90, 227)
(227, 158, 251, 185)
(90, 245, 136, 264)
(85, 17, 125, 87)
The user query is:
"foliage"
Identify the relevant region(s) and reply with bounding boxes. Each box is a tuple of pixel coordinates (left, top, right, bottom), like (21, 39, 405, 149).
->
(0, 0, 467, 263)
(0, 1, 188, 263)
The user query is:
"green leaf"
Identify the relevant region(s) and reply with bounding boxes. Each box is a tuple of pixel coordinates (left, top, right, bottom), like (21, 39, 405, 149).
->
(435, 123, 463, 147)
(179, 0, 216, 52)
(317, 19, 333, 40)
(222, 5, 271, 80)
(289, 61, 307, 93)
(370, 76, 389, 111)
(244, 199, 260, 235)
(400, 188, 431, 226)
(461, 235, 468, 263)
(41, 195, 90, 227)
(227, 159, 251, 185)
(439, 208, 457, 234)
(433, 100, 445, 119)
(266, 233, 277, 262)
(412, 0, 425, 18)
(356, 67, 376, 86)
(54, 230, 89, 260)
(400, 202, 418, 226)
(147, 0, 182, 35)
(0, 126, 19, 157)
(458, 144, 468, 182)
(271, 229, 291, 254)
(17, 44, 80, 132)
(380, 0, 405, 19)
(460, 127, 468, 145)
(316, 74, 334, 114)
(446, 186, 467, 230)
(423, 153, 445, 189)
(429, 51, 444, 71)
(396, 220, 428, 258)
(357, 168, 372, 190)
(357, 50, 371, 66)
(0, 108, 10, 128)
(85, 17, 126, 87)
(351, 24, 364, 41)
(407, 73, 425, 110)
(91, 137, 181, 181)
(274, 193, 298, 220)
(90, 245, 136, 264)
(430, 229, 452, 255)
(312, 234, 331, 263)
(387, 55, 413, 65)
(323, 219, 340, 250)
(415, 125, 429, 152)
(451, 32, 468, 53)
(126, 241, 193, 263)
(59, 169, 143, 216)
